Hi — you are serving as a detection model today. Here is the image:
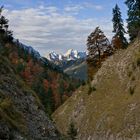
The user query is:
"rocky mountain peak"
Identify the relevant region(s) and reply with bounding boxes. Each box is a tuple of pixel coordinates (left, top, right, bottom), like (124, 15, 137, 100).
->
(47, 49, 87, 62)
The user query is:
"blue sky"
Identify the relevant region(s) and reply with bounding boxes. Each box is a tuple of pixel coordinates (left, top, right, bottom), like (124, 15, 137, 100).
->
(1, 0, 128, 56)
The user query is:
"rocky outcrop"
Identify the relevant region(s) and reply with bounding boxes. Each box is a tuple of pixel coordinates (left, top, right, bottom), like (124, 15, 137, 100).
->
(0, 55, 60, 140)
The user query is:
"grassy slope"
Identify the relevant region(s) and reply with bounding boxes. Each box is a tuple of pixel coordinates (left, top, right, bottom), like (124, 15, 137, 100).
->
(52, 38, 140, 139)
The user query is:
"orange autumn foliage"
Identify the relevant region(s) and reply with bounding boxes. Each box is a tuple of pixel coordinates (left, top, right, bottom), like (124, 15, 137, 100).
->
(112, 36, 123, 49)
(9, 51, 19, 64)
(43, 79, 50, 91)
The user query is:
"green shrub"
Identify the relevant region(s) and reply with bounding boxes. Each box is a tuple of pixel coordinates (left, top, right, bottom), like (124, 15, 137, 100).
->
(129, 87, 135, 95)
(87, 84, 96, 95)
(131, 76, 135, 81)
(132, 62, 136, 70)
(136, 51, 140, 67)
(16, 62, 25, 73)
(128, 71, 132, 77)
(137, 57, 140, 66)
(67, 122, 77, 140)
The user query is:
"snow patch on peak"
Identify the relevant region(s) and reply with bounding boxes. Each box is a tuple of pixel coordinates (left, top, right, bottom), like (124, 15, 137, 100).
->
(65, 49, 86, 60)
(47, 49, 87, 62)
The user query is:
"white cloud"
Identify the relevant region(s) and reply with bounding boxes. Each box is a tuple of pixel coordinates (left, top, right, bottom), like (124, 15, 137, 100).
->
(82, 2, 103, 10)
(64, 3, 103, 14)
(64, 5, 84, 14)
(3, 5, 112, 56)
(94, 5, 103, 10)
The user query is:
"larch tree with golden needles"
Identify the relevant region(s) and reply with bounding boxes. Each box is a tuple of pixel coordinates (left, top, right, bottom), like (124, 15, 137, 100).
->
(87, 27, 113, 80)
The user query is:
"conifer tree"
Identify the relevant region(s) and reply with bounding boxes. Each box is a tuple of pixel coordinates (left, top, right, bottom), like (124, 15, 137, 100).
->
(0, 6, 8, 32)
(0, 6, 4, 16)
(67, 122, 77, 140)
(46, 87, 55, 115)
(0, 6, 13, 42)
(125, 0, 140, 41)
(112, 4, 128, 49)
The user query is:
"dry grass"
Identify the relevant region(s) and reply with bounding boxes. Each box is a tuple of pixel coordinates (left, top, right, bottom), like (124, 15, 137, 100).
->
(52, 39, 140, 139)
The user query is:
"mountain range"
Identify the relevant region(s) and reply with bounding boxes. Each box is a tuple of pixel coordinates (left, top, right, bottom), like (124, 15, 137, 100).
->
(47, 49, 87, 62)
(46, 49, 88, 81)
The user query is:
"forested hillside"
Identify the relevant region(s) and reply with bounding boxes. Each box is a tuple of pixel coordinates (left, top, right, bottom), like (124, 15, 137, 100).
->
(0, 7, 81, 116)
(0, 0, 140, 139)
(0, 41, 81, 115)
(0, 51, 60, 139)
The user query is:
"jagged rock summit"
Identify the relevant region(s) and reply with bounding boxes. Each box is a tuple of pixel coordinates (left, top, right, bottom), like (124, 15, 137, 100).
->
(47, 49, 87, 62)
(46, 49, 87, 81)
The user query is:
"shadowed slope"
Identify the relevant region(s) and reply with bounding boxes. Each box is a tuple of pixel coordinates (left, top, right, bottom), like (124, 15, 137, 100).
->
(0, 55, 60, 139)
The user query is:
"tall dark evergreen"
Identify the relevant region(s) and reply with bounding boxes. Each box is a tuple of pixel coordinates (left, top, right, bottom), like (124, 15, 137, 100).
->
(0, 6, 4, 15)
(125, 0, 140, 41)
(112, 4, 128, 49)
(0, 6, 13, 42)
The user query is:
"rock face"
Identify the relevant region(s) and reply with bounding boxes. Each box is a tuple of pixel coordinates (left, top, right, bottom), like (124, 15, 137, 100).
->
(52, 38, 140, 140)
(0, 55, 60, 139)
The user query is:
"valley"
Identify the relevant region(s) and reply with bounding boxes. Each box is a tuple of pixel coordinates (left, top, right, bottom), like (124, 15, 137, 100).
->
(0, 0, 140, 140)
(47, 49, 87, 81)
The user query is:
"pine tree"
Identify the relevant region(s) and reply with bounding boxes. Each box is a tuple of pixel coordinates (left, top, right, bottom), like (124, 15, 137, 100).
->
(0, 6, 4, 16)
(0, 6, 8, 33)
(125, 0, 140, 41)
(46, 87, 55, 115)
(0, 16, 8, 30)
(58, 80, 64, 103)
(0, 6, 13, 42)
(112, 4, 128, 49)
(67, 122, 77, 140)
